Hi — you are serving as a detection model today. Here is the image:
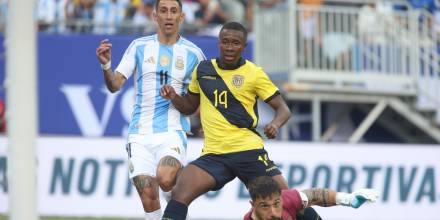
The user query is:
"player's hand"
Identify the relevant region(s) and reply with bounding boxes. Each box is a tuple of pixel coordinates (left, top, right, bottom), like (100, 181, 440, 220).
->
(336, 188, 379, 208)
(264, 123, 279, 139)
(160, 84, 177, 100)
(96, 39, 112, 64)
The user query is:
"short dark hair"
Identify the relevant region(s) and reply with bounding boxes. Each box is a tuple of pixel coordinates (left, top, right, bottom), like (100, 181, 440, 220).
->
(248, 176, 281, 201)
(155, 0, 182, 10)
(220, 21, 248, 42)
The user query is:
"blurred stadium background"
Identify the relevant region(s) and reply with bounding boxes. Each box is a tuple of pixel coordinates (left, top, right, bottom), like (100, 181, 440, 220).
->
(1, 0, 440, 219)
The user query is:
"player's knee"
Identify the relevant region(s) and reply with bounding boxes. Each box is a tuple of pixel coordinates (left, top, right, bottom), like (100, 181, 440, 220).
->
(156, 158, 181, 191)
(156, 174, 176, 192)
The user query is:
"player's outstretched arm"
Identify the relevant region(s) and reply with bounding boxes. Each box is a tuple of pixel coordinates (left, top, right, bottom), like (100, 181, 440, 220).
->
(96, 39, 126, 93)
(264, 95, 291, 139)
(335, 188, 379, 208)
(160, 84, 200, 115)
(301, 188, 379, 209)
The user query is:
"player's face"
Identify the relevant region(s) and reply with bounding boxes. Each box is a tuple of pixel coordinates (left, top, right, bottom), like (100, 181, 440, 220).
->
(154, 0, 184, 37)
(251, 194, 283, 220)
(219, 29, 246, 67)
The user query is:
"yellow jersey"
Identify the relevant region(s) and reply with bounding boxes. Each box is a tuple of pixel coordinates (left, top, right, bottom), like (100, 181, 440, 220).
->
(188, 58, 280, 155)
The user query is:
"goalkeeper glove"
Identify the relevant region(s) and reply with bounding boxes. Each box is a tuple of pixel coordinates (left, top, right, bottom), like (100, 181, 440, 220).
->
(336, 188, 379, 208)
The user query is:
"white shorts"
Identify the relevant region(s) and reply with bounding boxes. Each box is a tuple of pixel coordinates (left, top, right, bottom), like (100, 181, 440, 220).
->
(125, 131, 187, 179)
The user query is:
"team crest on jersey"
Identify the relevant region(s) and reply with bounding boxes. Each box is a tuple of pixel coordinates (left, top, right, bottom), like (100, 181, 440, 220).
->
(160, 55, 170, 67)
(232, 74, 244, 88)
(175, 56, 184, 70)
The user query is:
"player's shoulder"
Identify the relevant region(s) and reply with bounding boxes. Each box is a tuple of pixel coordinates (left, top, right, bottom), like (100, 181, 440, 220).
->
(179, 36, 202, 50)
(199, 59, 213, 66)
(194, 59, 214, 75)
(242, 59, 265, 76)
(242, 209, 253, 220)
(243, 59, 260, 70)
(131, 34, 157, 46)
(282, 189, 302, 202)
(179, 36, 205, 57)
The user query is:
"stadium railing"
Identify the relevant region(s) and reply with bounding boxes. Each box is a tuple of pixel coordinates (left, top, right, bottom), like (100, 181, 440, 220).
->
(254, 0, 440, 142)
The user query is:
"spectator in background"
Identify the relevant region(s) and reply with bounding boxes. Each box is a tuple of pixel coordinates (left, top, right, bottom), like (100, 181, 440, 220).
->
(257, 0, 285, 9)
(129, 0, 156, 34)
(67, 0, 96, 33)
(0, 99, 5, 133)
(358, 2, 396, 44)
(243, 0, 254, 30)
(37, 0, 72, 33)
(181, 0, 198, 24)
(297, 0, 322, 68)
(408, 0, 437, 13)
(194, 0, 229, 36)
(0, 0, 6, 32)
(37, 0, 57, 31)
(219, 0, 245, 24)
(93, 0, 128, 34)
(434, 1, 440, 40)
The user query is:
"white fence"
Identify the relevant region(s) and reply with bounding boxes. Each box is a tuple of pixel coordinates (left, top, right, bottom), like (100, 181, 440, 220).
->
(254, 1, 440, 112)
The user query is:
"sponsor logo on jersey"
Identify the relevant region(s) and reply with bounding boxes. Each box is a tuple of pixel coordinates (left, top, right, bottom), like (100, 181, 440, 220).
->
(201, 76, 217, 80)
(145, 56, 155, 64)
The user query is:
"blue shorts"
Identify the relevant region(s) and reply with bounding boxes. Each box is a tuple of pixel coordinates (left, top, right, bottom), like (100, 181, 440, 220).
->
(190, 149, 281, 191)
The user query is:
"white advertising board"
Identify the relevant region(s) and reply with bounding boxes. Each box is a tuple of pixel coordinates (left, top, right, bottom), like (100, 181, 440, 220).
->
(0, 137, 439, 220)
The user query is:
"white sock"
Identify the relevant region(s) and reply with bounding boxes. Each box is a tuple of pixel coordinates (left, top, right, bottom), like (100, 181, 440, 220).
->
(145, 209, 162, 220)
(162, 190, 172, 202)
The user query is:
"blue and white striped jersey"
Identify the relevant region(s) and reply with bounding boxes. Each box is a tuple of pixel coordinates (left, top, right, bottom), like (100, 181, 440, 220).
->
(115, 34, 205, 134)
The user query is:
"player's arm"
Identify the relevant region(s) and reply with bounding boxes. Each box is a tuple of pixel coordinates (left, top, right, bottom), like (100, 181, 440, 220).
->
(301, 189, 337, 207)
(103, 70, 126, 93)
(160, 84, 200, 115)
(301, 188, 379, 208)
(96, 39, 127, 93)
(264, 94, 291, 139)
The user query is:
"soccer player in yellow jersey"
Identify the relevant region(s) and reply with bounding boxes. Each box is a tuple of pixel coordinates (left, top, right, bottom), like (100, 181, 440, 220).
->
(160, 21, 291, 220)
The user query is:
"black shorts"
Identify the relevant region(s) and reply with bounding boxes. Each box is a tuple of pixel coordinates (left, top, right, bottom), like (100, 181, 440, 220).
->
(190, 148, 281, 191)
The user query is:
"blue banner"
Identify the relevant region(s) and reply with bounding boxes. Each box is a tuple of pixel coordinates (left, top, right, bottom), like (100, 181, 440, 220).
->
(0, 34, 399, 142)
(0, 34, 253, 136)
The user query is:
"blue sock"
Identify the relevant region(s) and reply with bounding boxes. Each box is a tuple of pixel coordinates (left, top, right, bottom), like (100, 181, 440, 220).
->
(162, 199, 188, 220)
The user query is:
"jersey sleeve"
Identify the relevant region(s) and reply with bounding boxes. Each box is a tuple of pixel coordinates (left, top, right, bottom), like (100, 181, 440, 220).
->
(243, 209, 253, 220)
(188, 65, 200, 94)
(115, 40, 137, 79)
(254, 67, 279, 102)
(282, 189, 303, 217)
(196, 47, 206, 63)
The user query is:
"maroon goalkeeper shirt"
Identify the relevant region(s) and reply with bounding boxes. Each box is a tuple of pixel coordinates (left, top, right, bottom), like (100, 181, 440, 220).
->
(243, 189, 303, 220)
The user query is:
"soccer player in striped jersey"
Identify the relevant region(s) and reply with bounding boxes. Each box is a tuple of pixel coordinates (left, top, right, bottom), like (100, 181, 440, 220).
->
(96, 0, 205, 219)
